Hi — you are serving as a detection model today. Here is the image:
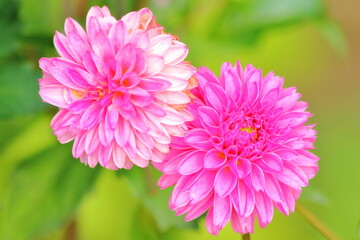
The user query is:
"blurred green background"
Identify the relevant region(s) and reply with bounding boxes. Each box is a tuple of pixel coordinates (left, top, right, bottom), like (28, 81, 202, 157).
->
(0, 0, 359, 239)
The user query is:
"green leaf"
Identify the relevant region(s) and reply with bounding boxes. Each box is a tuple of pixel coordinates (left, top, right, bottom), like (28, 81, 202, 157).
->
(19, 0, 63, 36)
(130, 205, 160, 240)
(0, 144, 99, 240)
(0, 0, 21, 58)
(300, 186, 329, 206)
(121, 166, 198, 233)
(185, 0, 325, 45)
(0, 63, 47, 119)
(316, 18, 348, 58)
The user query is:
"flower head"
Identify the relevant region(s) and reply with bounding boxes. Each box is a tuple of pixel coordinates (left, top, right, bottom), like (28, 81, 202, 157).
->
(155, 62, 319, 235)
(39, 6, 195, 169)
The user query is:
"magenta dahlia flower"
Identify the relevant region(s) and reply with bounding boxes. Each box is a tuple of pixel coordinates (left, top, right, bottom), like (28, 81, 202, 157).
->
(39, 6, 196, 169)
(155, 62, 319, 235)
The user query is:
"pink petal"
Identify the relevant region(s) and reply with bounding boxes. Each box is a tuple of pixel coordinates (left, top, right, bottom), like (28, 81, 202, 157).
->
(117, 43, 136, 74)
(148, 34, 172, 55)
(196, 66, 219, 86)
(275, 162, 308, 189)
(143, 103, 166, 117)
(129, 112, 150, 133)
(53, 32, 74, 61)
(90, 25, 114, 60)
(278, 182, 296, 213)
(113, 145, 126, 168)
(276, 112, 311, 128)
(248, 163, 265, 191)
(135, 131, 155, 149)
(213, 194, 231, 229)
(105, 104, 119, 130)
(79, 104, 102, 129)
(158, 174, 180, 189)
(160, 64, 194, 80)
(206, 209, 221, 235)
(185, 192, 213, 221)
(184, 128, 211, 142)
(189, 170, 216, 202)
(220, 62, 241, 99)
(198, 106, 220, 127)
(171, 175, 197, 208)
(67, 32, 90, 62)
(204, 149, 226, 169)
(177, 150, 205, 175)
(254, 191, 274, 228)
(261, 88, 279, 109)
(231, 210, 254, 234)
(108, 20, 126, 52)
(129, 88, 152, 107)
(184, 129, 212, 151)
(82, 51, 97, 74)
(263, 174, 284, 203)
(86, 153, 99, 168)
(138, 8, 154, 29)
(234, 158, 252, 179)
(160, 107, 186, 125)
(245, 69, 261, 105)
(65, 18, 87, 39)
(136, 138, 152, 160)
(104, 116, 114, 144)
(300, 165, 318, 179)
(231, 181, 255, 217)
(260, 152, 283, 173)
(121, 11, 139, 33)
(129, 31, 150, 50)
(84, 127, 100, 155)
(204, 83, 228, 112)
(48, 67, 83, 90)
(72, 132, 86, 158)
(65, 67, 93, 88)
(161, 91, 190, 105)
(163, 150, 192, 174)
(214, 166, 237, 197)
(39, 79, 69, 108)
(144, 55, 164, 76)
(138, 78, 170, 92)
(131, 155, 149, 168)
(86, 6, 109, 27)
(114, 118, 130, 147)
(163, 43, 188, 64)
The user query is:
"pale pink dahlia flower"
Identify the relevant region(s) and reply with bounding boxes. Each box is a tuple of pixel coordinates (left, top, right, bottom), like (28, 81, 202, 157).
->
(155, 62, 319, 235)
(39, 6, 196, 169)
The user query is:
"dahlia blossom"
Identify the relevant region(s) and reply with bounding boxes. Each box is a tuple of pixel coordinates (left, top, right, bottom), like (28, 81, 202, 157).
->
(156, 62, 319, 235)
(38, 6, 196, 169)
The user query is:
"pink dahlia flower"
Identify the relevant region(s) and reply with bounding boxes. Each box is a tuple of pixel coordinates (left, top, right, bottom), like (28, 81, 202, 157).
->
(39, 6, 196, 169)
(155, 62, 319, 235)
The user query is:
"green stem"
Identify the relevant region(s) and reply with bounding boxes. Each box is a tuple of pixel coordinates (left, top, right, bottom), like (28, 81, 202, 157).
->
(144, 167, 157, 196)
(296, 203, 341, 240)
(242, 233, 250, 240)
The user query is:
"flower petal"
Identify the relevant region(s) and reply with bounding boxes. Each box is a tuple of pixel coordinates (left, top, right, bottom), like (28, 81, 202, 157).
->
(177, 150, 205, 175)
(214, 166, 237, 197)
(204, 83, 228, 112)
(204, 149, 227, 169)
(254, 191, 274, 228)
(231, 180, 255, 217)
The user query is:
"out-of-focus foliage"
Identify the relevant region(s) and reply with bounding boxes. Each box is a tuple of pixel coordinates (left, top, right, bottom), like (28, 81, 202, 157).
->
(0, 144, 99, 240)
(0, 0, 20, 59)
(121, 167, 198, 232)
(0, 64, 45, 119)
(0, 0, 359, 240)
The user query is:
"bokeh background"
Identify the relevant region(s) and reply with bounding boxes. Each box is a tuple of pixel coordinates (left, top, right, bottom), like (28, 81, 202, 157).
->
(0, 0, 359, 239)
